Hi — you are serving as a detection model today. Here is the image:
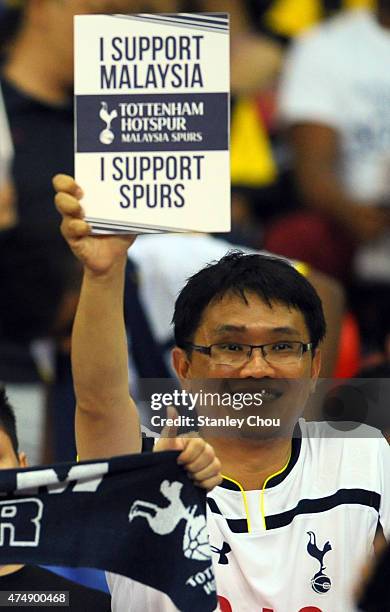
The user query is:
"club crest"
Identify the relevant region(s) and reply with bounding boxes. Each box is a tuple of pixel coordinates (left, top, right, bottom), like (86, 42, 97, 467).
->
(99, 101, 118, 144)
(307, 531, 332, 594)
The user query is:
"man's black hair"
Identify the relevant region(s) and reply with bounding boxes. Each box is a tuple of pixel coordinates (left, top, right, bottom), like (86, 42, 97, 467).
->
(0, 386, 19, 456)
(173, 251, 326, 351)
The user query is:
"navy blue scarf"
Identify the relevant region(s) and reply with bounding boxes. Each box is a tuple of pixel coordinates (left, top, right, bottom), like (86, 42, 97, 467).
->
(0, 451, 217, 611)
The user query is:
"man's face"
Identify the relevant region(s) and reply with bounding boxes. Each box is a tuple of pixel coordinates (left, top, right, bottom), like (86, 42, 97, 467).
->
(0, 429, 26, 470)
(173, 291, 321, 436)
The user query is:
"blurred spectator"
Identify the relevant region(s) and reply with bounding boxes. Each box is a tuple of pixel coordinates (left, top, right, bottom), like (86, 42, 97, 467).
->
(1, 0, 164, 350)
(0, 0, 79, 464)
(0, 0, 180, 464)
(0, 0, 82, 323)
(275, 2, 390, 353)
(198, 1, 375, 249)
(1, 76, 46, 464)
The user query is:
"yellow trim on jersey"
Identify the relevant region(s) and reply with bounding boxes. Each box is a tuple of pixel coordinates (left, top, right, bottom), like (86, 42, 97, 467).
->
(260, 448, 292, 530)
(221, 474, 252, 533)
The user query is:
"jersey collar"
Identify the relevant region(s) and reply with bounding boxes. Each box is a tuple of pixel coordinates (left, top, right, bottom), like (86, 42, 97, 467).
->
(219, 422, 302, 491)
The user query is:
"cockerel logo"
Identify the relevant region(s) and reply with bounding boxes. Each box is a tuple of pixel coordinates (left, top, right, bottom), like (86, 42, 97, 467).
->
(128, 480, 211, 562)
(99, 101, 118, 145)
(306, 531, 332, 594)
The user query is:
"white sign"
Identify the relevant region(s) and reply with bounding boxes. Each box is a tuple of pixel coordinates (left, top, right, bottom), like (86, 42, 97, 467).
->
(74, 13, 230, 234)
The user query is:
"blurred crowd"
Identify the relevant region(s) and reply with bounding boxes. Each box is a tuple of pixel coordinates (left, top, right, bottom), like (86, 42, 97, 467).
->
(0, 0, 390, 606)
(2, 0, 389, 462)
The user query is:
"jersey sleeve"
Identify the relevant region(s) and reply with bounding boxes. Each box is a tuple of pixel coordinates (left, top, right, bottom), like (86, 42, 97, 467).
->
(378, 436, 390, 542)
(277, 29, 343, 129)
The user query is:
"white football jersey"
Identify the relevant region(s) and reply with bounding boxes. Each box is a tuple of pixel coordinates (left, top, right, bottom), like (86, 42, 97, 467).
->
(107, 420, 390, 611)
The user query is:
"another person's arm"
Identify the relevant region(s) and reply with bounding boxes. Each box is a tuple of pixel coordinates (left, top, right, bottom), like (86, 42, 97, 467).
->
(289, 123, 390, 243)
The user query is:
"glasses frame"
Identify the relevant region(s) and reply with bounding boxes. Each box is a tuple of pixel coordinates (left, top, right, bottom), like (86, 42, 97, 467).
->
(182, 341, 313, 366)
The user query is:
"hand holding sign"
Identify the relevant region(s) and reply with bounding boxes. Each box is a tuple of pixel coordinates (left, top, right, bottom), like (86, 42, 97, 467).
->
(53, 173, 136, 275)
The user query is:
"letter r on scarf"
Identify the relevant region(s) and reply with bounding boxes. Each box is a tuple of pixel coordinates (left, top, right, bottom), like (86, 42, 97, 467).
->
(0, 498, 43, 546)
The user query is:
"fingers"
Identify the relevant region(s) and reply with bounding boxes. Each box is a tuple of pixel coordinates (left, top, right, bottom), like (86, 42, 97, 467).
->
(190, 459, 222, 485)
(61, 217, 91, 240)
(160, 406, 179, 439)
(54, 175, 85, 232)
(154, 407, 186, 453)
(180, 440, 215, 471)
(177, 437, 209, 465)
(53, 174, 84, 200)
(178, 439, 222, 491)
(155, 422, 222, 492)
(55, 192, 84, 219)
(54, 175, 91, 243)
(196, 473, 223, 492)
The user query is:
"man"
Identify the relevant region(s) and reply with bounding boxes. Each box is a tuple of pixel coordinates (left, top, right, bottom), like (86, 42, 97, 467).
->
(54, 174, 390, 611)
(0, 387, 112, 610)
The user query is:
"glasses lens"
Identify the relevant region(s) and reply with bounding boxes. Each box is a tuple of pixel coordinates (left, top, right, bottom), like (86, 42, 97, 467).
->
(263, 342, 303, 365)
(210, 342, 304, 366)
(211, 343, 249, 366)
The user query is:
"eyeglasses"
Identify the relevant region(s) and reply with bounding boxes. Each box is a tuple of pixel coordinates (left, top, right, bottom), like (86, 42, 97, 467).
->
(182, 341, 313, 367)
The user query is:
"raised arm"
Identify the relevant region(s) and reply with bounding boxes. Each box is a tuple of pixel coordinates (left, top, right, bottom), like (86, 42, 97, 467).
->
(53, 175, 222, 490)
(53, 174, 140, 460)
(289, 123, 390, 243)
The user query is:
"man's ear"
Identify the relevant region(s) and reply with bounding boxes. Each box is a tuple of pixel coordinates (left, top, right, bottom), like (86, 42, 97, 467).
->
(172, 347, 191, 380)
(18, 452, 28, 468)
